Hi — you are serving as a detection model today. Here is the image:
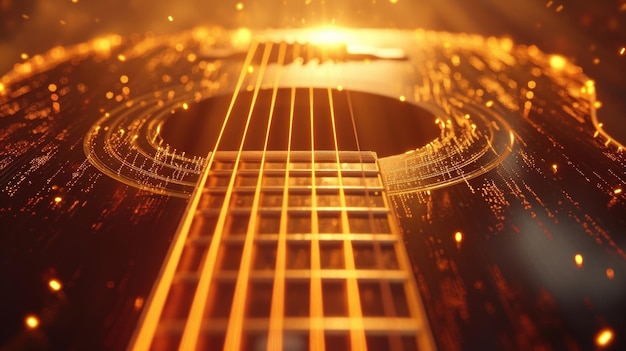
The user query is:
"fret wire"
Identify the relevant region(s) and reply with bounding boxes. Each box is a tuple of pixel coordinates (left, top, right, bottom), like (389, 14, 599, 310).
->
(178, 40, 269, 351)
(308, 86, 325, 351)
(326, 87, 367, 350)
(129, 40, 261, 351)
(224, 42, 277, 351)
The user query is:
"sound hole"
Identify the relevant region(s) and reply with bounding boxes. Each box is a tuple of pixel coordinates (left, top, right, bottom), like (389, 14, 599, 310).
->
(160, 88, 439, 158)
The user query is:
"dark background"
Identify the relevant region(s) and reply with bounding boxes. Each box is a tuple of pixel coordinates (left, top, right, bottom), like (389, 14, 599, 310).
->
(1, 0, 625, 140)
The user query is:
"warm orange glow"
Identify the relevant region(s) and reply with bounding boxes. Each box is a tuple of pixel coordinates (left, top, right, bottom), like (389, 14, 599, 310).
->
(551, 164, 558, 173)
(134, 296, 145, 310)
(231, 28, 252, 49)
(549, 55, 567, 70)
(25, 315, 39, 329)
(614, 188, 622, 195)
(620, 47, 625, 55)
(585, 80, 596, 95)
(167, 16, 174, 22)
(120, 75, 129, 84)
(235, 2, 244, 10)
(182, 103, 189, 110)
(595, 328, 614, 347)
(309, 27, 349, 45)
(48, 279, 62, 291)
(54, 196, 62, 203)
(48, 84, 58, 93)
(454, 231, 463, 243)
(606, 268, 615, 280)
(574, 254, 583, 267)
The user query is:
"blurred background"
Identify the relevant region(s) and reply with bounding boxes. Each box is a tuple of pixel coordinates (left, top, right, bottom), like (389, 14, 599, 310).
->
(1, 0, 625, 140)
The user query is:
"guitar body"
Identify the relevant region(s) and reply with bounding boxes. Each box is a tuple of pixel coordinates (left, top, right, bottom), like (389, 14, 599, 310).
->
(0, 27, 625, 350)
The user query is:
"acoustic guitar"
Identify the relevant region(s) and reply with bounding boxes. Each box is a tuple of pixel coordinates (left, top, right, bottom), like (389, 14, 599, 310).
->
(0, 27, 624, 350)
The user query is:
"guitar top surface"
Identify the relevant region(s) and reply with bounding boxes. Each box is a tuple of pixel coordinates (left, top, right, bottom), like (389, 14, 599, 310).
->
(0, 28, 625, 350)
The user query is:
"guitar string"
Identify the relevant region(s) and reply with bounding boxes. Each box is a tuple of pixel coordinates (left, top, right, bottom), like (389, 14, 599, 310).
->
(343, 64, 434, 351)
(308, 84, 326, 351)
(223, 41, 278, 351)
(341, 67, 406, 351)
(178, 40, 272, 351)
(267, 41, 291, 351)
(129, 40, 260, 351)
(325, 86, 367, 350)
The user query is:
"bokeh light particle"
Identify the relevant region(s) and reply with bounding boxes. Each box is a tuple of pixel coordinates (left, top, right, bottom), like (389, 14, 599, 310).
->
(25, 315, 39, 329)
(595, 328, 614, 347)
(49, 279, 62, 291)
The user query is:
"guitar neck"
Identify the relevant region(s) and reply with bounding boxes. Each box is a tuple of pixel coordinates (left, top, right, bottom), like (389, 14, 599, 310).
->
(130, 150, 436, 350)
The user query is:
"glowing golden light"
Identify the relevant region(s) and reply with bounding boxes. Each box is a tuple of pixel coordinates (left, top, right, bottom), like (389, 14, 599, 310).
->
(389, 0, 399, 4)
(549, 55, 567, 70)
(0, 83, 5, 94)
(247, 66, 254, 73)
(309, 26, 349, 45)
(120, 75, 129, 84)
(595, 328, 614, 347)
(235, 2, 244, 10)
(20, 53, 29, 60)
(93, 37, 115, 53)
(105, 91, 114, 99)
(48, 84, 58, 92)
(606, 268, 615, 280)
(614, 188, 622, 195)
(231, 28, 252, 49)
(485, 100, 494, 107)
(25, 315, 39, 329)
(574, 254, 583, 267)
(54, 196, 62, 203)
(117, 54, 127, 62)
(167, 16, 174, 22)
(182, 103, 189, 110)
(527, 80, 536, 89)
(585, 80, 596, 95)
(48, 279, 62, 291)
(551, 164, 558, 173)
(337, 85, 344, 91)
(454, 231, 463, 243)
(620, 47, 625, 55)
(399, 95, 406, 102)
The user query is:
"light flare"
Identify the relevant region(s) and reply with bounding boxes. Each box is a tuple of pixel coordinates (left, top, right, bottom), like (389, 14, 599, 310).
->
(25, 315, 39, 329)
(595, 328, 614, 347)
(549, 55, 567, 70)
(574, 254, 583, 267)
(48, 279, 62, 291)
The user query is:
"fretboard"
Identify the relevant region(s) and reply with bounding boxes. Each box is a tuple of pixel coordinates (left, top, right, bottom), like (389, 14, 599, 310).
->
(130, 150, 436, 351)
